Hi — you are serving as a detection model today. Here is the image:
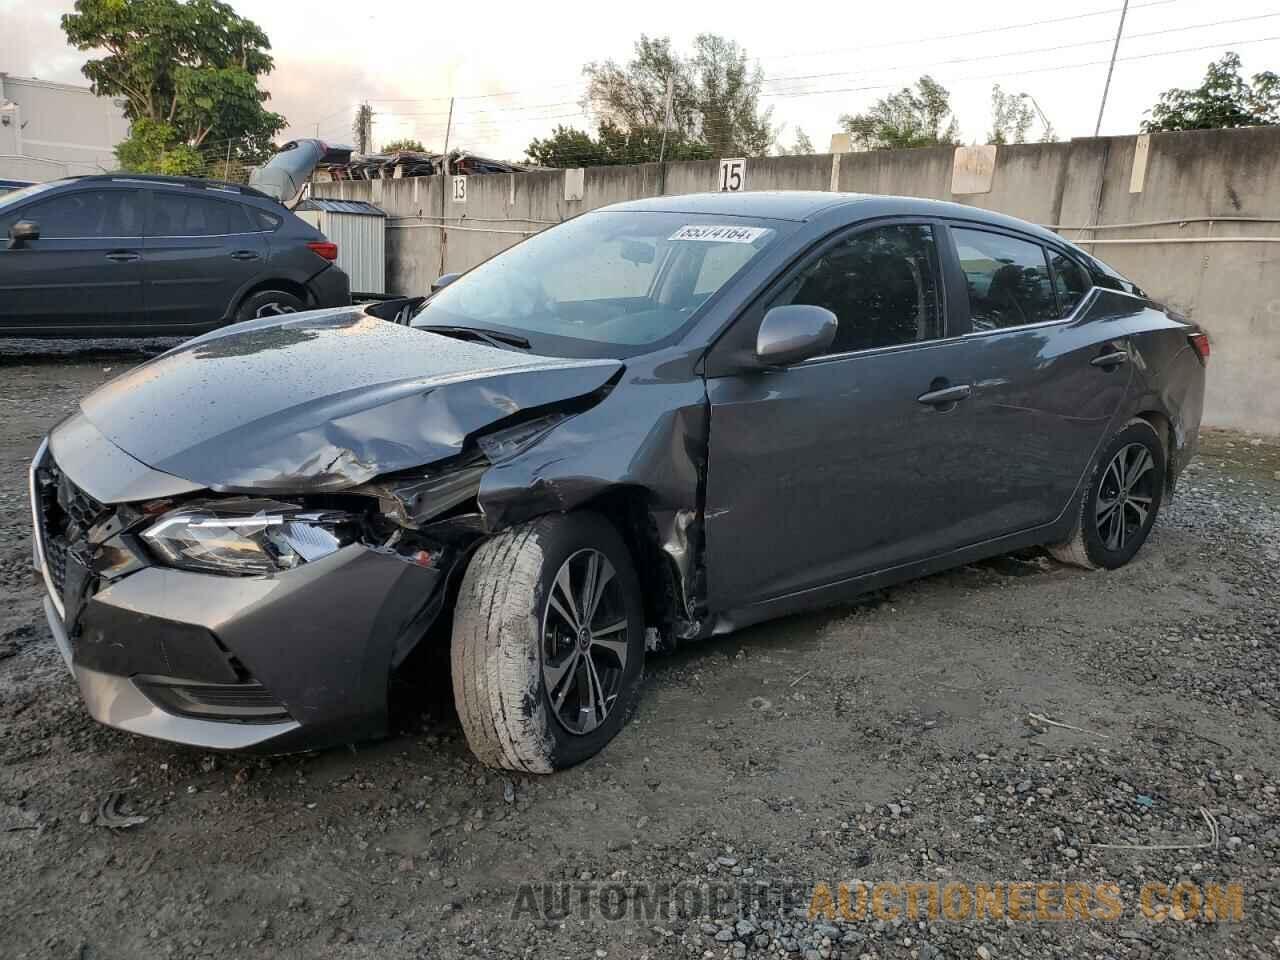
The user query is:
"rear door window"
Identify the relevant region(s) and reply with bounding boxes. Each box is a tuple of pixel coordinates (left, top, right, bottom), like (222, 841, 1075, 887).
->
(952, 227, 1057, 331)
(16, 189, 143, 238)
(148, 192, 252, 237)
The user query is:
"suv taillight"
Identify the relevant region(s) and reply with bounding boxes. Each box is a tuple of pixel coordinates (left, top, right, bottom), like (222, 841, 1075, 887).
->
(306, 241, 338, 261)
(1188, 332, 1210, 364)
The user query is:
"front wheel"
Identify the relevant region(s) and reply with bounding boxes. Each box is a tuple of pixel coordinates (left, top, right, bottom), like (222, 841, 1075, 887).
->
(1049, 418, 1166, 570)
(451, 512, 645, 772)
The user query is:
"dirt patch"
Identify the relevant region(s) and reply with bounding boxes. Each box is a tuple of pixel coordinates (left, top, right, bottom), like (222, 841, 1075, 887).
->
(1, 348, 1278, 959)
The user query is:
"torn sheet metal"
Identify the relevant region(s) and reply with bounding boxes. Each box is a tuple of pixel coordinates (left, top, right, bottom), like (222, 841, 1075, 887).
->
(478, 371, 709, 635)
(77, 310, 621, 493)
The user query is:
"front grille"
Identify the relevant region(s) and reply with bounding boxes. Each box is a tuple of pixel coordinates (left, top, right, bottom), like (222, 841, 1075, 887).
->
(32, 446, 109, 603)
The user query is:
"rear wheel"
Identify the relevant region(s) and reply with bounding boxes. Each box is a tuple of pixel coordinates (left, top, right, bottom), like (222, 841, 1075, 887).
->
(235, 289, 305, 322)
(1049, 418, 1165, 570)
(451, 512, 645, 772)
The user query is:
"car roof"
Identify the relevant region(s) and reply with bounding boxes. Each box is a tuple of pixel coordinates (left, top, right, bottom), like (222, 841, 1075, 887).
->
(602, 191, 1068, 245)
(606, 191, 853, 221)
(46, 174, 277, 203)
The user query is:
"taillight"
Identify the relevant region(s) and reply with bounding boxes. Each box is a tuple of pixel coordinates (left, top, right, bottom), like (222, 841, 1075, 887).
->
(1188, 332, 1210, 364)
(306, 241, 338, 261)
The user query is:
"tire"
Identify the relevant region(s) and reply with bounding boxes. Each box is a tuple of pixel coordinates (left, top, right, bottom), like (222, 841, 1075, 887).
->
(451, 512, 646, 773)
(1049, 417, 1166, 570)
(235, 289, 305, 322)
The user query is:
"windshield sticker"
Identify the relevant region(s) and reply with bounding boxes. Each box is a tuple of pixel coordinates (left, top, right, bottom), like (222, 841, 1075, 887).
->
(669, 224, 770, 243)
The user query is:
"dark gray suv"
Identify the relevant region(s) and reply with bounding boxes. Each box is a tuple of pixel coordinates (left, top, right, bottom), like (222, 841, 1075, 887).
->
(0, 175, 350, 336)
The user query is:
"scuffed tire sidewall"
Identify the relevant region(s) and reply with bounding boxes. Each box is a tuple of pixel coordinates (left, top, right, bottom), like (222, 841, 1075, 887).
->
(451, 512, 645, 773)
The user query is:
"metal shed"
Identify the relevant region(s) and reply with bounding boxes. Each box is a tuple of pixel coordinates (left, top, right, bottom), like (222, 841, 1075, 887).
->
(294, 198, 386, 296)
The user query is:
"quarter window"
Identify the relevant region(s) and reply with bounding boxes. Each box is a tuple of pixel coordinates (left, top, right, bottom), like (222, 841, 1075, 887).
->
(952, 228, 1056, 331)
(773, 223, 943, 354)
(13, 190, 143, 238)
(1050, 251, 1091, 314)
(148, 193, 249, 237)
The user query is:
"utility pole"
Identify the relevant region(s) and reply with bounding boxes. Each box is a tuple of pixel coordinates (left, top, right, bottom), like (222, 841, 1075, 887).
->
(439, 96, 454, 279)
(1094, 0, 1130, 136)
(657, 74, 674, 196)
(1019, 93, 1052, 138)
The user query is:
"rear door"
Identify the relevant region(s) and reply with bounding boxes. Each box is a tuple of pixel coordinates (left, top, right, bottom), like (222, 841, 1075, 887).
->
(923, 224, 1132, 542)
(141, 189, 268, 328)
(0, 187, 144, 332)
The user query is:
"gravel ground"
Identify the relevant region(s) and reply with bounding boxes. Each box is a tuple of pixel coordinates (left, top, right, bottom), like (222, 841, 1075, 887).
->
(1, 342, 1278, 960)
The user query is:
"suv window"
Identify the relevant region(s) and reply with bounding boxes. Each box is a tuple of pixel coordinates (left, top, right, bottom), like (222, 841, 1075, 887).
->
(148, 192, 251, 237)
(251, 208, 282, 231)
(10, 189, 143, 239)
(772, 223, 943, 354)
(952, 228, 1056, 331)
(1050, 251, 1091, 314)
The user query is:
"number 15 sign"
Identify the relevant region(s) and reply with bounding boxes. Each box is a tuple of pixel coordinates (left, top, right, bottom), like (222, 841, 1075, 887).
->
(718, 158, 746, 192)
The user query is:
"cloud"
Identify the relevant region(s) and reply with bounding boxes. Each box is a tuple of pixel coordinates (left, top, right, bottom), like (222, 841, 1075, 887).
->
(0, 3, 88, 85)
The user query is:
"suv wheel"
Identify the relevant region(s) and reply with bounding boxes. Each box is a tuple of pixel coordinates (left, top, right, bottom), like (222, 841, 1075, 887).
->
(236, 290, 305, 321)
(1049, 417, 1166, 570)
(451, 512, 645, 772)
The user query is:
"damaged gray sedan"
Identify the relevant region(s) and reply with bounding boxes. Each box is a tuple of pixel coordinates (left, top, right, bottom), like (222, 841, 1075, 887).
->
(31, 192, 1206, 771)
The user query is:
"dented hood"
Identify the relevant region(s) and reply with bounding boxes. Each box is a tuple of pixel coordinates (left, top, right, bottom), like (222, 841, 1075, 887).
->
(77, 309, 621, 492)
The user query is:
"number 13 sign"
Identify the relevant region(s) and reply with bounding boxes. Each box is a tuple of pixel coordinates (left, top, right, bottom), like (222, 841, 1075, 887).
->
(718, 158, 746, 192)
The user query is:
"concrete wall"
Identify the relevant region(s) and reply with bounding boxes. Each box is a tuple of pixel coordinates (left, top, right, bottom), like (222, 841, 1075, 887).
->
(315, 127, 1280, 434)
(0, 74, 130, 181)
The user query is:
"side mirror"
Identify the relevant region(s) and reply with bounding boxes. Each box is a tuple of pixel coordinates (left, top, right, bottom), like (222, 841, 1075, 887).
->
(755, 304, 838, 366)
(431, 272, 461, 293)
(8, 219, 39, 249)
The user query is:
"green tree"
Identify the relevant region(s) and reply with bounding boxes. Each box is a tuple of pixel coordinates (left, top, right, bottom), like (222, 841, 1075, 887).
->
(353, 102, 373, 154)
(840, 76, 959, 150)
(1143, 52, 1280, 132)
(382, 138, 427, 153)
(526, 121, 711, 168)
(61, 0, 285, 175)
(581, 33, 774, 158)
(776, 127, 816, 156)
(988, 84, 1035, 145)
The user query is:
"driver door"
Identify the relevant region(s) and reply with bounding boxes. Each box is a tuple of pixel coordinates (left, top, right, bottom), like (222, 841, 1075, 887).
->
(702, 219, 974, 613)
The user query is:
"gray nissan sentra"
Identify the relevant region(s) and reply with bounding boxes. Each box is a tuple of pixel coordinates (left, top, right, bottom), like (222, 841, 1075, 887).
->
(30, 191, 1207, 771)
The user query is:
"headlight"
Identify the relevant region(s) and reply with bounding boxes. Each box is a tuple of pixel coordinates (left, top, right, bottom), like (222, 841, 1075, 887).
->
(141, 500, 358, 575)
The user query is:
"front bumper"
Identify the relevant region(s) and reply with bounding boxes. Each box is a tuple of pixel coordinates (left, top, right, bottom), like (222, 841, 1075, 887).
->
(42, 596, 301, 750)
(31, 428, 444, 753)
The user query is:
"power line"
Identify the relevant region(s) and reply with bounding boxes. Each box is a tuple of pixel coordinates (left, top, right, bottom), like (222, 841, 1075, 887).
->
(759, 12, 1280, 91)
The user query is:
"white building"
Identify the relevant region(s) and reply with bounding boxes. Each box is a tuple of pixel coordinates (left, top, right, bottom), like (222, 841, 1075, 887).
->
(0, 73, 131, 182)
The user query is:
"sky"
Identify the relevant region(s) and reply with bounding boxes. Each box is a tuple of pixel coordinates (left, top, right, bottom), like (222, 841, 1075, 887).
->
(3, 0, 1279, 161)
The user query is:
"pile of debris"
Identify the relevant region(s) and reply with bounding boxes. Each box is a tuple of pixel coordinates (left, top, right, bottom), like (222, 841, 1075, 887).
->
(317, 150, 535, 182)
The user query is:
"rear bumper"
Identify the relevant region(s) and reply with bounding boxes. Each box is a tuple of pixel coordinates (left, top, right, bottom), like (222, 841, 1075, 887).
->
(306, 263, 351, 309)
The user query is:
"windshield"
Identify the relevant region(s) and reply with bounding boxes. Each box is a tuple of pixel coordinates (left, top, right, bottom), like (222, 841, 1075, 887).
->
(412, 210, 789, 357)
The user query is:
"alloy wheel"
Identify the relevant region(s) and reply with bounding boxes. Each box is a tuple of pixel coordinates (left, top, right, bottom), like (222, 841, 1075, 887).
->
(1096, 442, 1157, 552)
(255, 301, 298, 318)
(541, 548, 630, 735)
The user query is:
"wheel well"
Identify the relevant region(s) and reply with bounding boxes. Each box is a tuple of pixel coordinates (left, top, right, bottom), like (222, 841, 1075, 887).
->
(578, 488, 684, 639)
(1134, 410, 1176, 486)
(237, 278, 310, 312)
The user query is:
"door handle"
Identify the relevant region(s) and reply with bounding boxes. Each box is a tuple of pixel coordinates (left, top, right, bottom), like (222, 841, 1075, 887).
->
(916, 383, 973, 406)
(104, 251, 140, 262)
(1090, 350, 1129, 368)
(230, 250, 260, 261)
